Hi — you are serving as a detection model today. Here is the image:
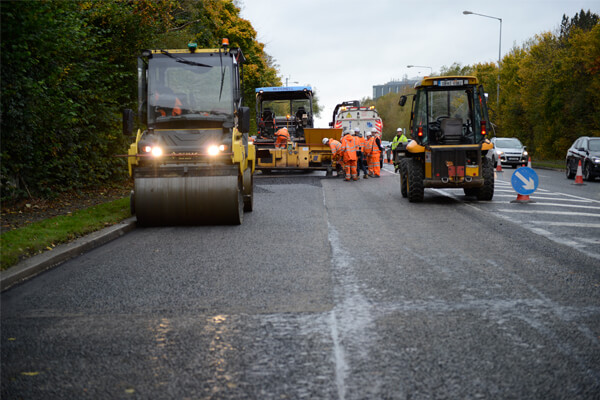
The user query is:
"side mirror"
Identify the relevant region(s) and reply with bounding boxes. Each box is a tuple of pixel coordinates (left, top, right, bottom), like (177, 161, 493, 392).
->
(238, 106, 251, 134)
(398, 95, 407, 107)
(123, 109, 134, 136)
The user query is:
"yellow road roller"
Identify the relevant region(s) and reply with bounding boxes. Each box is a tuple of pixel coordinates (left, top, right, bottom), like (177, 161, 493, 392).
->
(122, 40, 255, 225)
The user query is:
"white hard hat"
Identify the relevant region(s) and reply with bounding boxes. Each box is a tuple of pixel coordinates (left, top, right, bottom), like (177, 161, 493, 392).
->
(397, 128, 403, 132)
(371, 128, 378, 133)
(354, 127, 360, 132)
(322, 138, 329, 145)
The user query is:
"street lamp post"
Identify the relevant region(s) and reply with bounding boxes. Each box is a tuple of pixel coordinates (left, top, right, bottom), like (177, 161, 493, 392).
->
(285, 76, 299, 87)
(407, 65, 433, 75)
(463, 10, 502, 107)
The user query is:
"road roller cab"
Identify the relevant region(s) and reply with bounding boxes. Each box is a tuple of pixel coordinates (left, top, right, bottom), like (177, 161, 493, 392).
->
(123, 40, 255, 225)
(397, 76, 495, 202)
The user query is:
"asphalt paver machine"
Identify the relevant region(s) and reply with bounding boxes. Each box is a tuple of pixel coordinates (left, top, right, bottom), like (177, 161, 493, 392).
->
(254, 86, 341, 174)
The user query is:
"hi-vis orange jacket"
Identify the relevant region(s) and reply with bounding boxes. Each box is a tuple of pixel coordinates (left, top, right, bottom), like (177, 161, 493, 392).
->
(340, 134, 358, 162)
(328, 139, 342, 158)
(365, 136, 382, 155)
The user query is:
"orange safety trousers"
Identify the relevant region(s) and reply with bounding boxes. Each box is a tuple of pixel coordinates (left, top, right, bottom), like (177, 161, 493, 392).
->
(368, 153, 381, 176)
(345, 160, 358, 180)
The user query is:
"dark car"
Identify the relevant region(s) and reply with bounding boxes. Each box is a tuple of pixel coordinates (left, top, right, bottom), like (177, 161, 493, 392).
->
(490, 137, 528, 168)
(566, 136, 600, 181)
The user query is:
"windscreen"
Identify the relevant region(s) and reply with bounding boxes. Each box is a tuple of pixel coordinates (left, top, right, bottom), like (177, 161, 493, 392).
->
(147, 53, 234, 123)
(420, 87, 486, 144)
(588, 139, 600, 151)
(261, 99, 311, 119)
(495, 138, 523, 148)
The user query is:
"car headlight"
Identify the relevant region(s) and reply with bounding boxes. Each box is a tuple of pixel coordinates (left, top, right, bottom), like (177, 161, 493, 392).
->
(496, 150, 504, 156)
(207, 144, 226, 156)
(593, 157, 600, 164)
(523, 150, 528, 157)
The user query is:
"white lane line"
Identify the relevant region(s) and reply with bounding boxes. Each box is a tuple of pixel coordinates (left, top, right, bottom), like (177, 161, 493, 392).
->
(497, 209, 600, 218)
(529, 221, 600, 228)
(509, 202, 600, 210)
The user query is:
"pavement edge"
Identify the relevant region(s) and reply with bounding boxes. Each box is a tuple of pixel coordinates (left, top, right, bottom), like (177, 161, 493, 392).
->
(1, 217, 137, 292)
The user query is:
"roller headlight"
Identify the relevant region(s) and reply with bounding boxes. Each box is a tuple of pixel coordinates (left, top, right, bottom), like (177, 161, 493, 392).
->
(141, 144, 163, 157)
(151, 146, 163, 157)
(207, 144, 226, 156)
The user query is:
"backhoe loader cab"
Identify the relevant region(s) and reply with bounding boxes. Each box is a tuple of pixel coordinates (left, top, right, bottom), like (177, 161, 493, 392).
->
(398, 76, 495, 202)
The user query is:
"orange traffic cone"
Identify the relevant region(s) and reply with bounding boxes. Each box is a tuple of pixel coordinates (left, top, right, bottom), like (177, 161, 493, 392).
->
(527, 156, 532, 168)
(511, 193, 535, 203)
(573, 160, 585, 185)
(496, 159, 503, 172)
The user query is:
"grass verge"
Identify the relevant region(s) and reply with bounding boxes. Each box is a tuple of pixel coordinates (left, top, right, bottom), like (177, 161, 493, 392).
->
(1, 197, 131, 271)
(532, 159, 563, 170)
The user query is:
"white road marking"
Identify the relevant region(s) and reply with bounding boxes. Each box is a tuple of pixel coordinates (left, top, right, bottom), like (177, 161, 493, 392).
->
(529, 221, 600, 228)
(497, 209, 600, 218)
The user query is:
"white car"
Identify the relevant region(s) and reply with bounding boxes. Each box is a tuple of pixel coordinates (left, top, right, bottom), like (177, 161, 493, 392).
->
(491, 137, 528, 168)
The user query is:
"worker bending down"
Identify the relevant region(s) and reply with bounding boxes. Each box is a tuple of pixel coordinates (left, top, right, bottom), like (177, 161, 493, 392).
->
(323, 137, 344, 177)
(274, 127, 290, 149)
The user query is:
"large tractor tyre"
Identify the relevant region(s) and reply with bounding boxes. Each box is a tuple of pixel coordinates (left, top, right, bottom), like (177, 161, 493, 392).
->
(407, 158, 424, 203)
(243, 169, 253, 212)
(399, 159, 408, 198)
(476, 157, 494, 201)
(463, 188, 478, 197)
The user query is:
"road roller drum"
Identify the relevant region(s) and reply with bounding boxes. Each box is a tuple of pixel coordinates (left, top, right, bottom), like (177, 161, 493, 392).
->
(134, 171, 242, 226)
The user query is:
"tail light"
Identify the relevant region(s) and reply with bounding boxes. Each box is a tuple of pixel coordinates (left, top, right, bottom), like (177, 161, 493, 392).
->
(418, 126, 423, 137)
(481, 121, 487, 137)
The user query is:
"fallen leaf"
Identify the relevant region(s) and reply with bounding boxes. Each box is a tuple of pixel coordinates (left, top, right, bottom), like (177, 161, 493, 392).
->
(21, 372, 39, 376)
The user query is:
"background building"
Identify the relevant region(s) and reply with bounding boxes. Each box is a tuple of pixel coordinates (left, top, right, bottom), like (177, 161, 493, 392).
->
(373, 77, 419, 100)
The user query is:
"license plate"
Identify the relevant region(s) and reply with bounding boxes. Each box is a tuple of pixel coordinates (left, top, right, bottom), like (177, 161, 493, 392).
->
(509, 157, 519, 160)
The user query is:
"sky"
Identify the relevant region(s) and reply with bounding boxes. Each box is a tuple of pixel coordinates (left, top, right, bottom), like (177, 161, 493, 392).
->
(239, 0, 599, 128)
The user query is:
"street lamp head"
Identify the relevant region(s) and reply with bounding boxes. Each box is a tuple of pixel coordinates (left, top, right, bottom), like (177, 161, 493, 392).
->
(463, 11, 473, 15)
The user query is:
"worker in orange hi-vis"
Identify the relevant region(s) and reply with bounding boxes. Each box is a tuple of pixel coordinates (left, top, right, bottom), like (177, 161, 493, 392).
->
(340, 130, 359, 181)
(323, 137, 344, 177)
(365, 128, 382, 177)
(274, 127, 290, 149)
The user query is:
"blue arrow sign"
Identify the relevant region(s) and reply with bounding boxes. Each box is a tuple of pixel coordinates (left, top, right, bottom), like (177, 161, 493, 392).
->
(511, 167, 539, 195)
